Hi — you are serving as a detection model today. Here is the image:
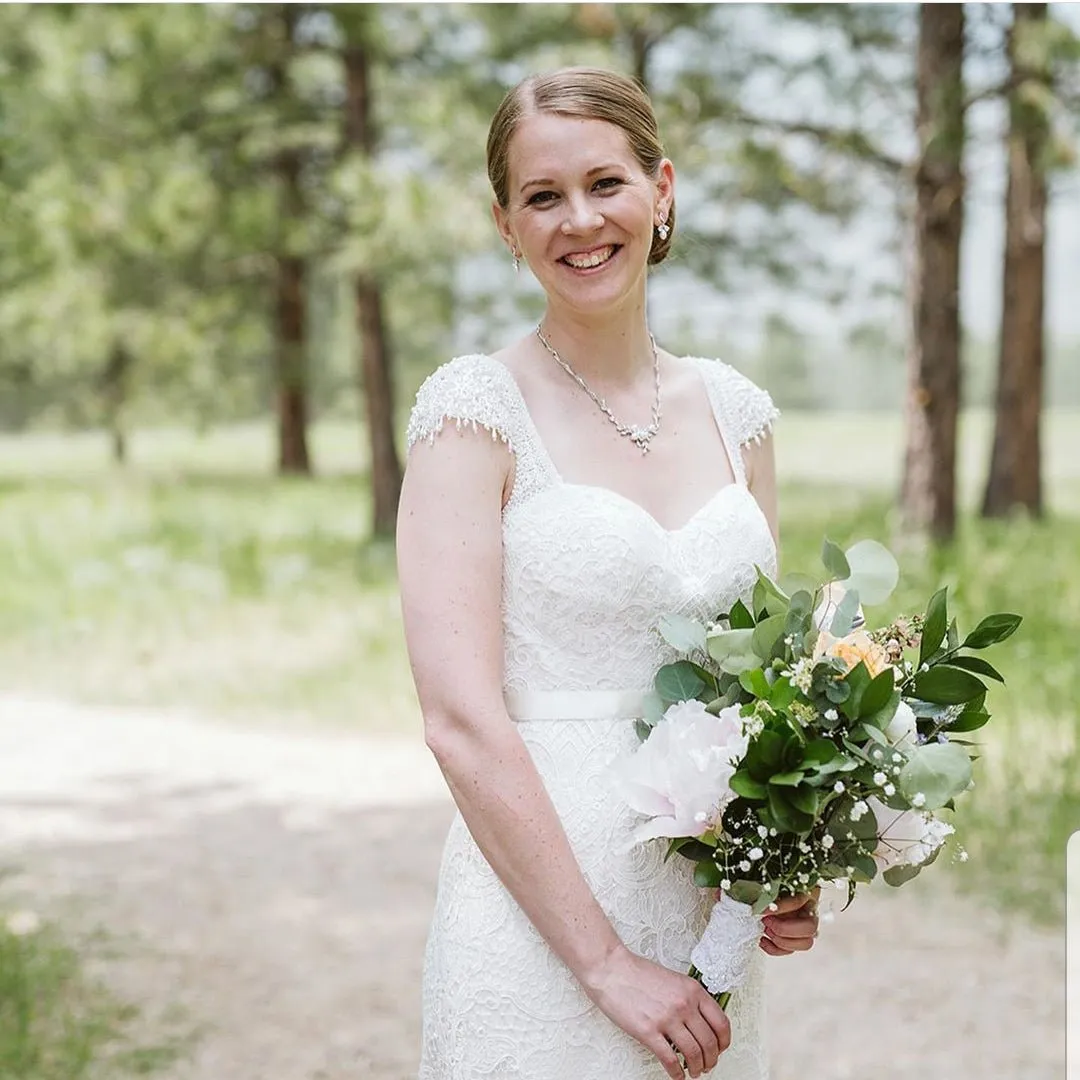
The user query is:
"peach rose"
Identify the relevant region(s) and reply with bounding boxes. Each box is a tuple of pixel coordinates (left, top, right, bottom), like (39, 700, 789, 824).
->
(813, 629, 891, 679)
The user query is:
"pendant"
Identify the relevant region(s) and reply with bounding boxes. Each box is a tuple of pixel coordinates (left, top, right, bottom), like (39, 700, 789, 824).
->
(630, 427, 652, 454)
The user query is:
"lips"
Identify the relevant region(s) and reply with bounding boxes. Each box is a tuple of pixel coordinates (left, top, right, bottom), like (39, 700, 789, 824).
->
(560, 244, 620, 270)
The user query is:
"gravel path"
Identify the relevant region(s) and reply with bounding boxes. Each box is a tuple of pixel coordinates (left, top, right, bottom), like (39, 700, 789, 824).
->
(0, 696, 1066, 1079)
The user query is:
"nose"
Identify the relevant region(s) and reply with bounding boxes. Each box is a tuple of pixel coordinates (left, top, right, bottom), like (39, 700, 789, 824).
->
(561, 192, 604, 235)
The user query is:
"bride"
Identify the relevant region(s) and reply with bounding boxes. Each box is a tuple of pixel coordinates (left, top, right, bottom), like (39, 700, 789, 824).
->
(397, 67, 819, 1080)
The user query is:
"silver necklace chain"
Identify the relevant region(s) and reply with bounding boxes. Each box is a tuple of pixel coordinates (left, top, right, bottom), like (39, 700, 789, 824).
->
(534, 324, 662, 455)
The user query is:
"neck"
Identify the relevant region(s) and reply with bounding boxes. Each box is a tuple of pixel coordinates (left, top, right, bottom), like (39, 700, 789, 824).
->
(536, 298, 655, 388)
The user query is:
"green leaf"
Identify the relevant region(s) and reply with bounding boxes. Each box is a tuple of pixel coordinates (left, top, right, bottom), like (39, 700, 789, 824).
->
(829, 587, 862, 638)
(789, 783, 819, 815)
(633, 719, 653, 743)
(668, 838, 716, 863)
(943, 656, 1004, 683)
(803, 738, 839, 765)
(825, 679, 851, 704)
(769, 770, 806, 787)
(754, 567, 790, 616)
(946, 709, 991, 733)
(657, 613, 707, 654)
(706, 628, 758, 674)
(847, 852, 878, 883)
(919, 588, 949, 667)
(726, 879, 764, 907)
(693, 860, 723, 888)
(727, 599, 756, 630)
(751, 614, 787, 661)
(739, 668, 771, 699)
(840, 661, 872, 720)
(655, 661, 706, 703)
(767, 786, 812, 833)
(882, 862, 924, 887)
(821, 537, 851, 581)
(730, 771, 769, 800)
(778, 573, 821, 602)
(841, 539, 899, 605)
(911, 666, 986, 705)
(770, 677, 798, 711)
(898, 742, 973, 810)
(962, 613, 1023, 650)
(858, 669, 897, 720)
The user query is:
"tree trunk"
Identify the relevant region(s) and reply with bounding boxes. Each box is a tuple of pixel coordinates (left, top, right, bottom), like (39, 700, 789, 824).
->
(343, 37, 403, 537)
(103, 342, 131, 466)
(981, 3, 1048, 518)
(900, 4, 966, 543)
(273, 5, 310, 476)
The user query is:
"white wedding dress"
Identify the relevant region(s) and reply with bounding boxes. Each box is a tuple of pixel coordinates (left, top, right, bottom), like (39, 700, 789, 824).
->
(407, 353, 779, 1080)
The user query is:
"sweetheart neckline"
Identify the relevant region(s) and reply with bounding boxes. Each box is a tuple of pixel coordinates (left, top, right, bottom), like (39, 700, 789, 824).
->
(558, 480, 748, 535)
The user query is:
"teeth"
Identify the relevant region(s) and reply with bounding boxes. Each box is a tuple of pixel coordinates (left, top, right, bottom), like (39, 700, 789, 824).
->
(564, 246, 614, 269)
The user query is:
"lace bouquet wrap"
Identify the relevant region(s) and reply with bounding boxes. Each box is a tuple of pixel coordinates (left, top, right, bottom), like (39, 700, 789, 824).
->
(613, 537, 1021, 1007)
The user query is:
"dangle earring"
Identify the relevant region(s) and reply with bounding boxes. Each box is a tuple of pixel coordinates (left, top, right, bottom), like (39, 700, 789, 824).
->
(656, 217, 670, 241)
(511, 246, 521, 273)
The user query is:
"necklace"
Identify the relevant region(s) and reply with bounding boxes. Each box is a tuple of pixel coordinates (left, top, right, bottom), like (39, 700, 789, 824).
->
(534, 324, 662, 455)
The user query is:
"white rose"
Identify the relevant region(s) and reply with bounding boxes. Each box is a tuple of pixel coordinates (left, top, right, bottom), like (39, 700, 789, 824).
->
(867, 797, 953, 870)
(884, 701, 918, 750)
(614, 700, 747, 843)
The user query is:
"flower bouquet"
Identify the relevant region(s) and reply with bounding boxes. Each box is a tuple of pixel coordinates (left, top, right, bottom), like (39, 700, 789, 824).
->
(613, 537, 1021, 1009)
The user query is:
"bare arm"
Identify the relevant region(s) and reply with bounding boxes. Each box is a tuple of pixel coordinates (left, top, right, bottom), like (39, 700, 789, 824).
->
(744, 430, 779, 554)
(397, 423, 730, 1080)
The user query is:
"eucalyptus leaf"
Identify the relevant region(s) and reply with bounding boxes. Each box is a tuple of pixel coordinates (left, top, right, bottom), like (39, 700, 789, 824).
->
(841, 539, 899, 605)
(755, 567, 790, 616)
(752, 613, 787, 662)
(898, 742, 973, 809)
(821, 538, 851, 581)
(655, 661, 706, 703)
(829, 587, 862, 638)
(706, 628, 758, 674)
(726, 879, 763, 907)
(657, 613, 708, 655)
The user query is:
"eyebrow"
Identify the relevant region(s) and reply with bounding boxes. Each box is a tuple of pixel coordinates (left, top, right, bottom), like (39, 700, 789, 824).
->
(519, 163, 624, 194)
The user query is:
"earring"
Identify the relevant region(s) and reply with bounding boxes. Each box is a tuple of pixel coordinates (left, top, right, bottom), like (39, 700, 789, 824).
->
(511, 247, 521, 273)
(656, 218, 670, 241)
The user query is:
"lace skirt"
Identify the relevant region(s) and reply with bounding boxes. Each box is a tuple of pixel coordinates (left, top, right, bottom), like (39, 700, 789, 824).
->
(417, 715, 768, 1080)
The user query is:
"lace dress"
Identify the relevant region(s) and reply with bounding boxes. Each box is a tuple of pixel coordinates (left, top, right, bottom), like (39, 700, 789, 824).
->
(407, 354, 779, 1080)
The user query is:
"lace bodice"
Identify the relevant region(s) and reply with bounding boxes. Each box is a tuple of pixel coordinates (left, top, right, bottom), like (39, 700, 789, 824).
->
(408, 353, 779, 1080)
(407, 353, 780, 694)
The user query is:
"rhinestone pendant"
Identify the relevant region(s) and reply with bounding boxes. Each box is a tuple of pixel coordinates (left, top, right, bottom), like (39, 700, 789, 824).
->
(630, 427, 652, 453)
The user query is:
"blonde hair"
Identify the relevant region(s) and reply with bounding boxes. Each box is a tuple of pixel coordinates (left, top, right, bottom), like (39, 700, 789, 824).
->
(486, 67, 675, 266)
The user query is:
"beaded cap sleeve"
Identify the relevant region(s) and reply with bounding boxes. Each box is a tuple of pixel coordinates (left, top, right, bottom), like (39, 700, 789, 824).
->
(692, 357, 779, 454)
(405, 354, 553, 512)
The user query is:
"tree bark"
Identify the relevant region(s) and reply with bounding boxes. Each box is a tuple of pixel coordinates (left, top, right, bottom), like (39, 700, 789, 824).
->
(981, 3, 1048, 518)
(900, 4, 966, 543)
(343, 36, 402, 537)
(272, 5, 310, 476)
(103, 342, 131, 466)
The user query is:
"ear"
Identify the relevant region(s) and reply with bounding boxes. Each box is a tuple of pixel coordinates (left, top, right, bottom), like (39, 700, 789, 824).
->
(492, 201, 516, 251)
(654, 158, 676, 220)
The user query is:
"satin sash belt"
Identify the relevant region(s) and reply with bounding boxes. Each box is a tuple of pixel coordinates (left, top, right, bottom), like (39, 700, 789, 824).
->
(504, 688, 662, 722)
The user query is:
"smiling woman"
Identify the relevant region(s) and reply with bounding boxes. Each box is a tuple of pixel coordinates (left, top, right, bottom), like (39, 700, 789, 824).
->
(396, 67, 802, 1080)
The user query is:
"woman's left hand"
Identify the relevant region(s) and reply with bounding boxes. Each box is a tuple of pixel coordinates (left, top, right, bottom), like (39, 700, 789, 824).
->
(757, 889, 820, 956)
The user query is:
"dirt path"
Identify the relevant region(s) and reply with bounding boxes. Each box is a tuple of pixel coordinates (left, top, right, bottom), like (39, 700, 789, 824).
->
(0, 696, 1066, 1080)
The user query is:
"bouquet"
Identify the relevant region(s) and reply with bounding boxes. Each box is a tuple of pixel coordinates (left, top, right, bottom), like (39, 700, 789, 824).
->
(613, 537, 1021, 1009)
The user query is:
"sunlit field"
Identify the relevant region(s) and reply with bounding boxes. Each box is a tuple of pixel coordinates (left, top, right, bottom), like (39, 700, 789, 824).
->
(1, 410, 1078, 921)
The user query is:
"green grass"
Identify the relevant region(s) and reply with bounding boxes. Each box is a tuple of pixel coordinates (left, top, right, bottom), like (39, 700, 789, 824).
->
(0, 913, 187, 1079)
(0, 414, 1077, 922)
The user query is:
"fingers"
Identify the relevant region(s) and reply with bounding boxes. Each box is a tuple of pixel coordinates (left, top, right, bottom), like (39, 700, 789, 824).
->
(684, 1010, 722, 1074)
(647, 1034, 686, 1080)
(761, 911, 817, 954)
(695, 992, 731, 1052)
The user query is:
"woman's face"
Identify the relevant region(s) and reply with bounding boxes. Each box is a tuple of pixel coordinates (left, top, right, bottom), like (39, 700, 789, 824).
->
(494, 113, 674, 317)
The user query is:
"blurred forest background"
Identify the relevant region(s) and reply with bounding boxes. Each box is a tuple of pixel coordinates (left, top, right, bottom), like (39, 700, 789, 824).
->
(0, 4, 1079, 1073)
